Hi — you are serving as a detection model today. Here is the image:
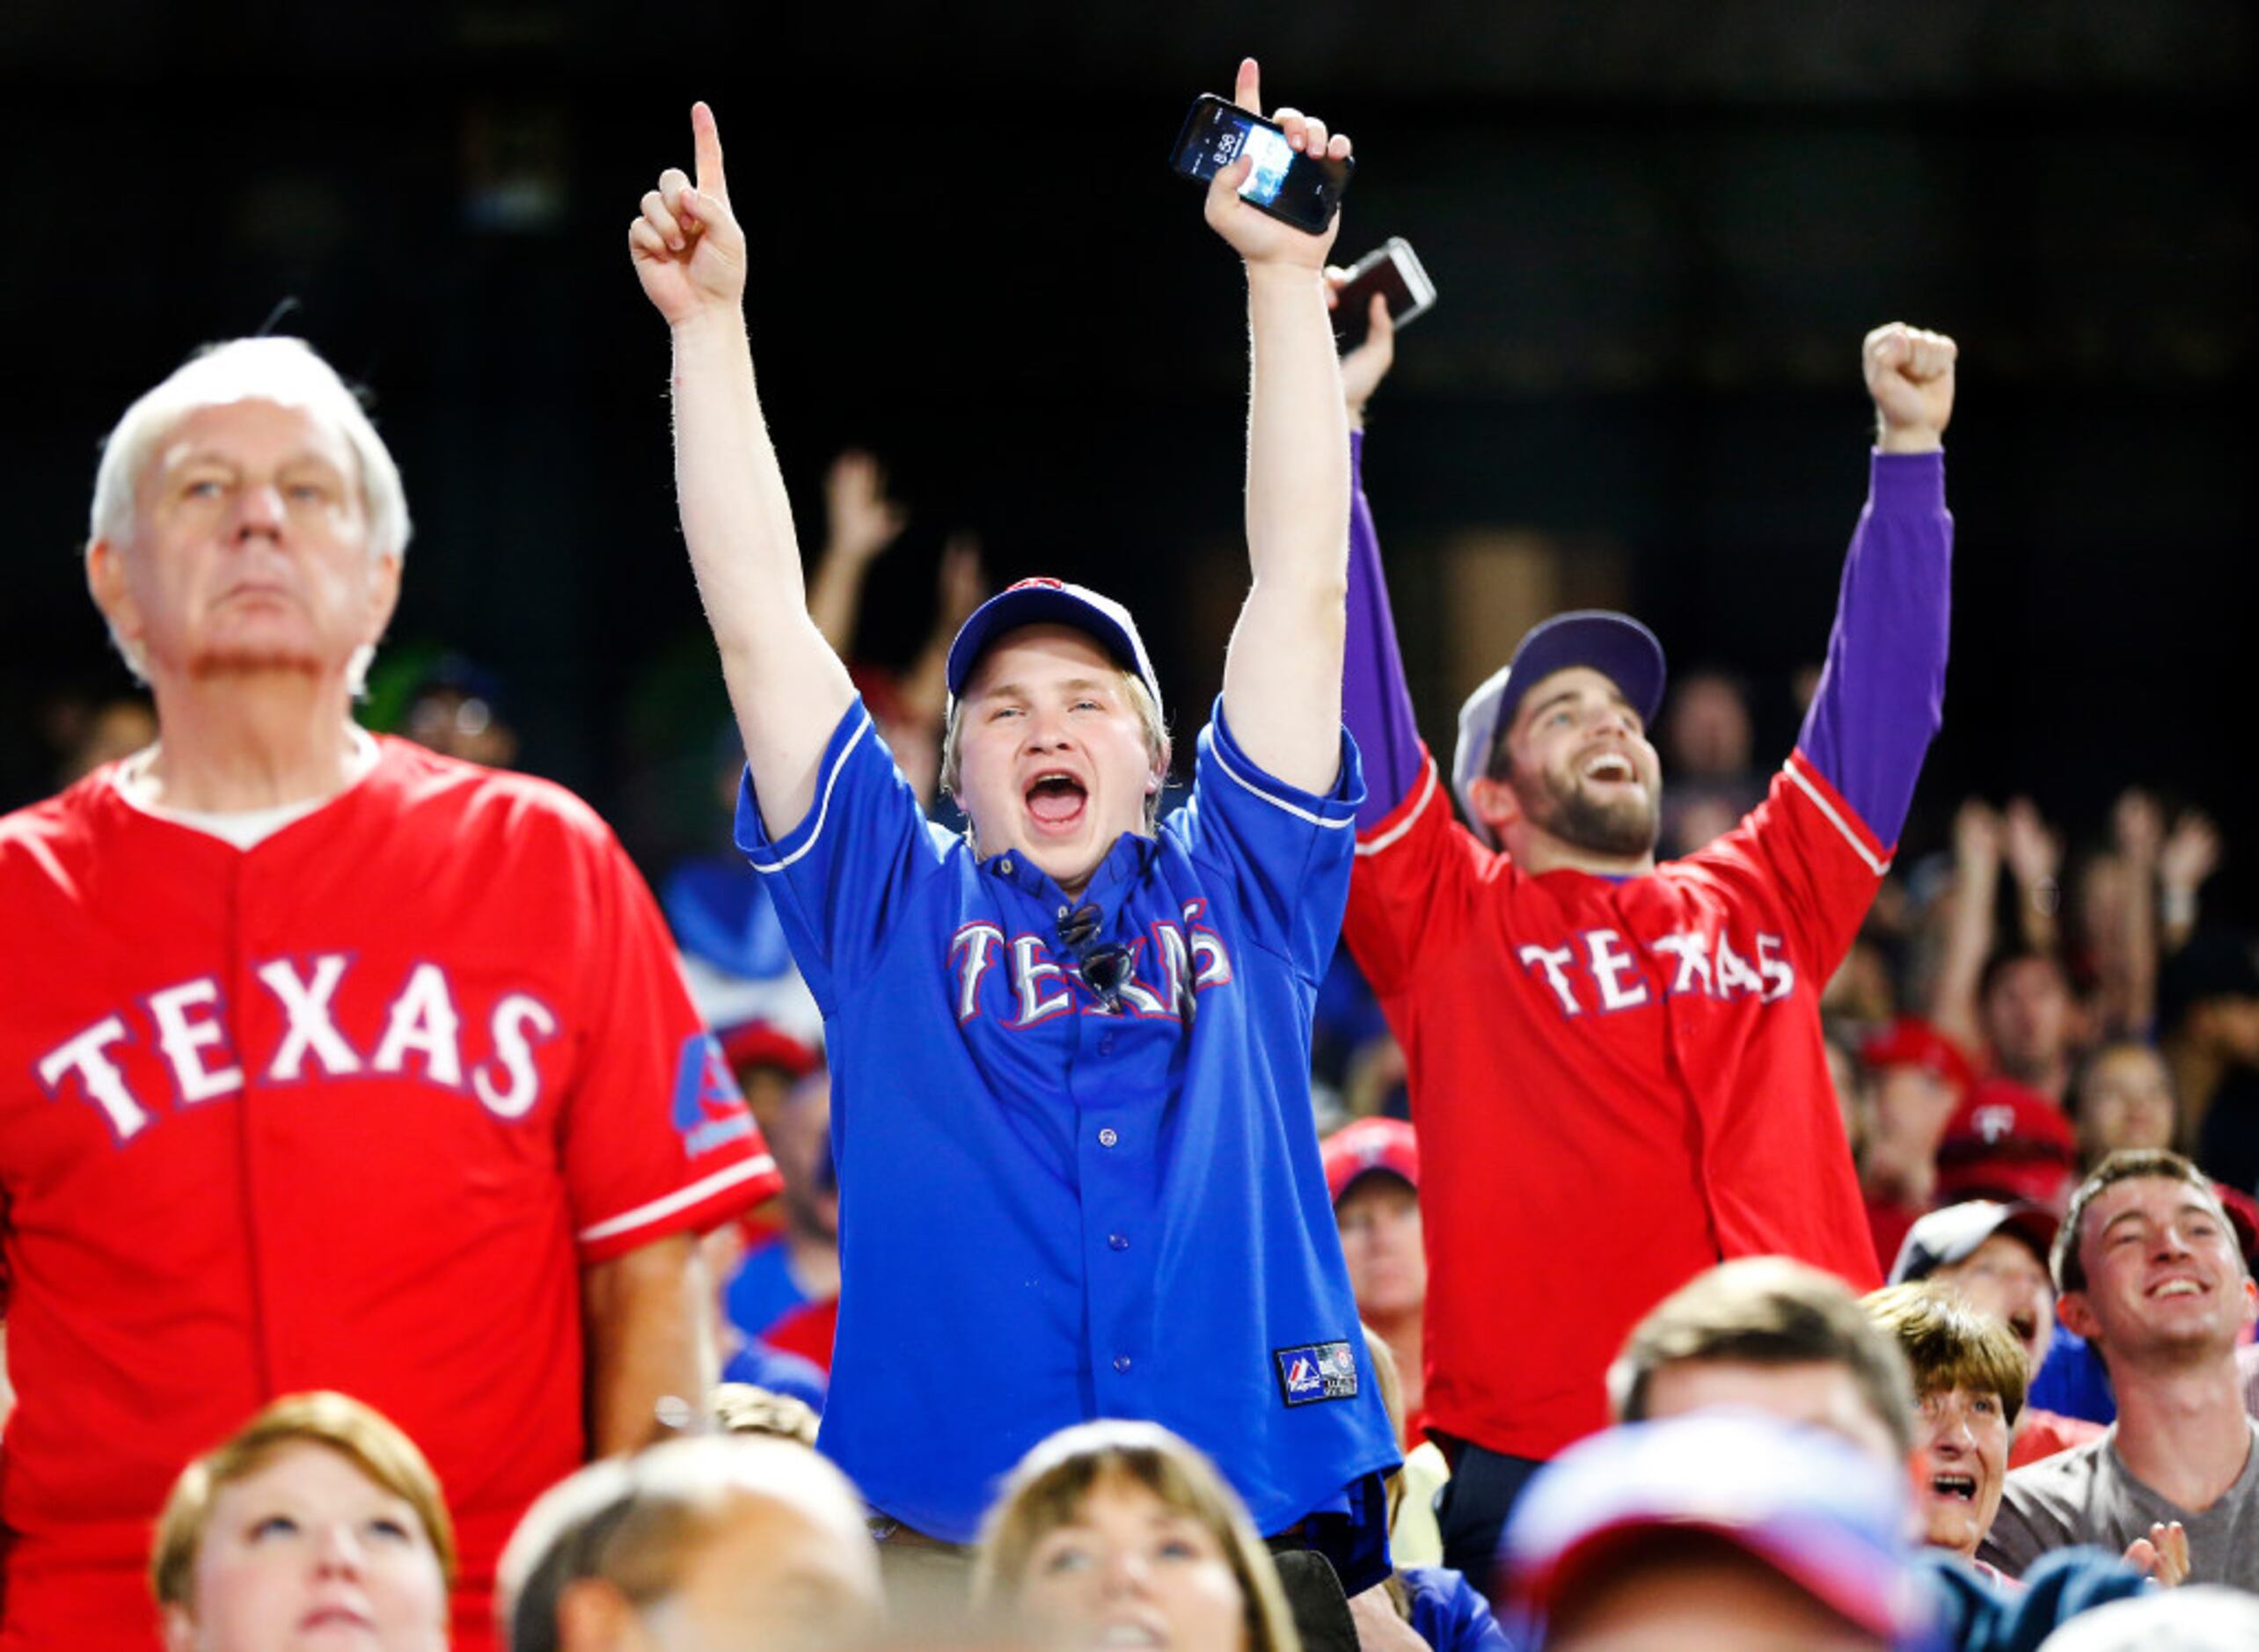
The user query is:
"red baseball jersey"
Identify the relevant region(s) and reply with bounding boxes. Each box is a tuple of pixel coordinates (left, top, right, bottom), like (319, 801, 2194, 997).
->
(0, 738, 779, 1649)
(1344, 746, 1885, 1462)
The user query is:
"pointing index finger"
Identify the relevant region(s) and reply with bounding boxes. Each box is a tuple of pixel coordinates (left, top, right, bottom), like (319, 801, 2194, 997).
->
(1234, 57, 1261, 115)
(691, 100, 727, 201)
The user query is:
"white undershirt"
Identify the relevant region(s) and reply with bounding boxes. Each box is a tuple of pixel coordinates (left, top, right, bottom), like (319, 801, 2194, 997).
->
(110, 727, 383, 850)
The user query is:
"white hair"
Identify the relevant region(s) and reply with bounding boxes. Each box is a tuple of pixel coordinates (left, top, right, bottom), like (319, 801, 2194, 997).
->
(87, 337, 412, 688)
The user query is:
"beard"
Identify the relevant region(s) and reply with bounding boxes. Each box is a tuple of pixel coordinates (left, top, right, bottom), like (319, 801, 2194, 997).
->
(1510, 764, 1660, 859)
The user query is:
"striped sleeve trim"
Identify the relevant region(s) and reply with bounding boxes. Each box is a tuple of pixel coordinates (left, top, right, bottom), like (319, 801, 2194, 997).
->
(577, 1154, 778, 1246)
(1781, 749, 1894, 876)
(1355, 758, 1440, 858)
(747, 712, 874, 874)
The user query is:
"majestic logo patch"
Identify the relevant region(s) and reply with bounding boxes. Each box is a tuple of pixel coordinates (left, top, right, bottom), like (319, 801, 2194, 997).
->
(1274, 1341, 1359, 1407)
(671, 1034, 755, 1155)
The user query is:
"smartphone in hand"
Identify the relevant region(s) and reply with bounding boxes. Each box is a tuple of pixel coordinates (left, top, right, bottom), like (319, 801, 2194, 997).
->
(1168, 94, 1355, 235)
(1333, 238, 1436, 344)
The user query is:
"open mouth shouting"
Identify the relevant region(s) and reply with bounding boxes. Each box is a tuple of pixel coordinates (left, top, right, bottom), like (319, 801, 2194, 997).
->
(1577, 747, 1643, 789)
(1024, 769, 1091, 835)
(1929, 1472, 1978, 1503)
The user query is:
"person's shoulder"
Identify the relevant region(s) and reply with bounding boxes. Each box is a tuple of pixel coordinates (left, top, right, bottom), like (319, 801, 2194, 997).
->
(2004, 1428, 2111, 1506)
(364, 736, 617, 843)
(0, 767, 124, 867)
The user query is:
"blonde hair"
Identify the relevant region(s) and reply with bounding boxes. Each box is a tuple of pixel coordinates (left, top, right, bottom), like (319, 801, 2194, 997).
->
(973, 1420, 1299, 1652)
(939, 667, 1171, 839)
(87, 337, 411, 688)
(150, 1391, 456, 1611)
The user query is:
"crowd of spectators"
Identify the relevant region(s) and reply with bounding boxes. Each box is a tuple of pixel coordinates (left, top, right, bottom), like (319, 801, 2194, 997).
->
(5, 69, 2259, 1652)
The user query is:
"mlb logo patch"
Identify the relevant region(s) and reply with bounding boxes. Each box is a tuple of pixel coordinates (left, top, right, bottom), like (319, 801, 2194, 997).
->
(1273, 1341, 1359, 1407)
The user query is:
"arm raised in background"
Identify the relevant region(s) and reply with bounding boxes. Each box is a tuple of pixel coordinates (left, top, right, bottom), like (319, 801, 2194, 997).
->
(1207, 58, 1356, 795)
(1794, 324, 1958, 847)
(630, 103, 857, 837)
(806, 450, 910, 655)
(1329, 284, 1428, 830)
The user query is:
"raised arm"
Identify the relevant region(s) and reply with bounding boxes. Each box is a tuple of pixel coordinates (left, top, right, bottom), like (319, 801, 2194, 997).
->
(1330, 286, 1428, 830)
(806, 450, 908, 654)
(1793, 324, 1958, 849)
(1207, 60, 1355, 795)
(631, 103, 856, 836)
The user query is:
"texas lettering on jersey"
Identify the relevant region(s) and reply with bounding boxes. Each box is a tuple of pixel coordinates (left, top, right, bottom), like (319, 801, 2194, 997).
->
(39, 953, 591, 1146)
(947, 898, 1235, 1027)
(1515, 924, 1795, 1018)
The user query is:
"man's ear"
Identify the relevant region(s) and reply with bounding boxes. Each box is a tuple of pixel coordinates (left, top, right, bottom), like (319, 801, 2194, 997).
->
(2241, 1274, 2258, 1334)
(2057, 1289, 2099, 1343)
(364, 550, 404, 645)
(556, 1578, 642, 1651)
(86, 539, 140, 650)
(1465, 772, 1522, 840)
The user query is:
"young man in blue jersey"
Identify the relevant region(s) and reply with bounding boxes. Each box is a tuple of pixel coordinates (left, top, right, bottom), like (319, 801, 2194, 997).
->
(629, 62, 1400, 1605)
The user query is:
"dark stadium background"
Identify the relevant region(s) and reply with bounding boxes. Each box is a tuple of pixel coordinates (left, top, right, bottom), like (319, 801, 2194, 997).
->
(1, 1, 2248, 913)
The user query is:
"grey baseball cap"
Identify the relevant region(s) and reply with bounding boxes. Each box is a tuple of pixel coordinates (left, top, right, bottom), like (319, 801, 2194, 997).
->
(1890, 1199, 2060, 1286)
(1450, 610, 1666, 848)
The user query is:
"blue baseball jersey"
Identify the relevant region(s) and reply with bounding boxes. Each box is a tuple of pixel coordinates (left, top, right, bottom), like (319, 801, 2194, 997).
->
(735, 695, 1400, 1577)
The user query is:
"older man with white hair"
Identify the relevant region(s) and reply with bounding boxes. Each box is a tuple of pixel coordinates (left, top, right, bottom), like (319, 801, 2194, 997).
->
(0, 338, 779, 1649)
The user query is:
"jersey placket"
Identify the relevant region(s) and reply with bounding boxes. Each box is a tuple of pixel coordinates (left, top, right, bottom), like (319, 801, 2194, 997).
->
(224, 847, 285, 1400)
(1058, 892, 1157, 1407)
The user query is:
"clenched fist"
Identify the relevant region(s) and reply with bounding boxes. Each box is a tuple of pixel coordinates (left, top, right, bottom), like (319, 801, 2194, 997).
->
(1864, 323, 1957, 454)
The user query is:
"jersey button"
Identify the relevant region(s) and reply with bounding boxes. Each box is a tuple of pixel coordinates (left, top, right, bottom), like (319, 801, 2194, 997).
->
(999, 858, 1014, 874)
(1108, 1232, 1129, 1251)
(1113, 1355, 1132, 1374)
(1098, 1128, 1119, 1148)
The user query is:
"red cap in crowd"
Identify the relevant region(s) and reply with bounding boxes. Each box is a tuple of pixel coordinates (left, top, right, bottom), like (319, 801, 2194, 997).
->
(719, 1019, 822, 1081)
(1936, 1079, 2078, 1207)
(1860, 1016, 1975, 1094)
(1321, 1117, 1421, 1204)
(2211, 1181, 2259, 1272)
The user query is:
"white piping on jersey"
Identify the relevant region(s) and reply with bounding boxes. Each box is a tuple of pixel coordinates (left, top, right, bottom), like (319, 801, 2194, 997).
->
(577, 1154, 778, 1245)
(1781, 756, 1891, 877)
(1208, 739, 1356, 830)
(1354, 759, 1438, 858)
(749, 712, 874, 874)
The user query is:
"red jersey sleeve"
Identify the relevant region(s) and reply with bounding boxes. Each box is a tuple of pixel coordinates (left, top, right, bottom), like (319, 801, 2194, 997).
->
(558, 814, 781, 1263)
(1682, 749, 1893, 983)
(1343, 749, 1484, 998)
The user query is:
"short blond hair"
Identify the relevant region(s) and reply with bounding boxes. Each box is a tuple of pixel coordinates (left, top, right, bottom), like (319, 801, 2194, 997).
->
(973, 1420, 1300, 1652)
(150, 1392, 456, 1611)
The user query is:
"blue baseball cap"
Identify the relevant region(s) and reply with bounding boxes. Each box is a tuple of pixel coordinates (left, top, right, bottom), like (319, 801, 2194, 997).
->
(945, 578, 1164, 723)
(1450, 610, 1666, 848)
(1500, 1412, 1924, 1646)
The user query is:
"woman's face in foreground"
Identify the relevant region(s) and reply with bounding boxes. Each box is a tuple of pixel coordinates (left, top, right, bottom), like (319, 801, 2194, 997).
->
(170, 1441, 448, 1652)
(1016, 1472, 1250, 1651)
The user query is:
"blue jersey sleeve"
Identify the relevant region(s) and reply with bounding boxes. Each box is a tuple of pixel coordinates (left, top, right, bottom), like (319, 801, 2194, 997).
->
(732, 699, 948, 1012)
(1168, 697, 1366, 984)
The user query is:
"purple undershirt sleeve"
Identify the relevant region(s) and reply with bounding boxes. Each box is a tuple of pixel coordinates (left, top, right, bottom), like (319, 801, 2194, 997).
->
(1794, 450, 1953, 846)
(1342, 430, 1429, 830)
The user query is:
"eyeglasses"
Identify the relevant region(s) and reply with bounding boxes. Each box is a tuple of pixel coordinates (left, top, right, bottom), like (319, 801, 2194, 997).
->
(1056, 903, 1134, 1017)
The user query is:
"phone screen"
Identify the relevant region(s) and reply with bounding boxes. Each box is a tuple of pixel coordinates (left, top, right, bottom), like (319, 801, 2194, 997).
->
(1168, 96, 1352, 234)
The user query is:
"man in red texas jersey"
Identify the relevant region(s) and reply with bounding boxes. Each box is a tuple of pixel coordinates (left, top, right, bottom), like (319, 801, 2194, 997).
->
(1339, 318, 1958, 1587)
(0, 339, 779, 1650)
